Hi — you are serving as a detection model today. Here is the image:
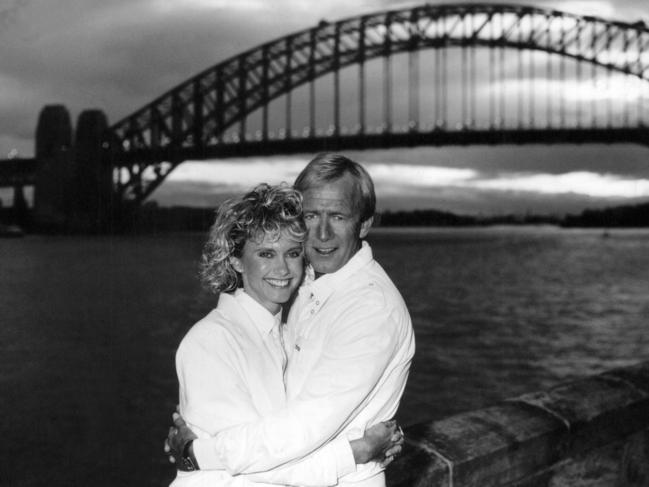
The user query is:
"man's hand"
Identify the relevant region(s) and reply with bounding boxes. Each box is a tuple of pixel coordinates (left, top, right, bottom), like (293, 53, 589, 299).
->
(350, 419, 404, 465)
(164, 408, 198, 469)
(379, 424, 404, 468)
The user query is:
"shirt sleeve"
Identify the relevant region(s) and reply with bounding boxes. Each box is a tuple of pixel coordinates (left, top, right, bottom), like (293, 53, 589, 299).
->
(193, 292, 401, 474)
(242, 436, 356, 486)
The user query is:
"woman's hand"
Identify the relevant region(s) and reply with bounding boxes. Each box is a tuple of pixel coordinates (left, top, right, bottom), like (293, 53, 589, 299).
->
(350, 419, 404, 466)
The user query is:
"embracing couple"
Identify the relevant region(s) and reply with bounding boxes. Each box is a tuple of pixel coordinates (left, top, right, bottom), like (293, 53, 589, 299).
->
(165, 153, 415, 487)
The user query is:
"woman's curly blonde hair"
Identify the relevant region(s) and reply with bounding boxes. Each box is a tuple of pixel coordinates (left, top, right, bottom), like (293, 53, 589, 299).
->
(200, 182, 307, 294)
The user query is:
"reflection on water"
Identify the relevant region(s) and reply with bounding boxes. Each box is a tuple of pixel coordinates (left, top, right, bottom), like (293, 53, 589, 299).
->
(1, 227, 647, 486)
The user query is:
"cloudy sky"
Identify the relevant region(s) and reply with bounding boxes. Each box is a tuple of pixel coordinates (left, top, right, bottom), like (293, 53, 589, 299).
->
(2, 0, 649, 215)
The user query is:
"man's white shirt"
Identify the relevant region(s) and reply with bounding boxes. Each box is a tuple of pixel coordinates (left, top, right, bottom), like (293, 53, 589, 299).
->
(173, 289, 355, 487)
(192, 242, 416, 486)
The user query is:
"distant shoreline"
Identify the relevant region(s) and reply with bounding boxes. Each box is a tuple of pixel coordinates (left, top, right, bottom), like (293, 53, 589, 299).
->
(126, 200, 649, 233)
(1, 200, 648, 234)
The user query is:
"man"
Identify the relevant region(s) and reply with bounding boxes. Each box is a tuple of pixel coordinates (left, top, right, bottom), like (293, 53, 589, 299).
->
(168, 153, 415, 486)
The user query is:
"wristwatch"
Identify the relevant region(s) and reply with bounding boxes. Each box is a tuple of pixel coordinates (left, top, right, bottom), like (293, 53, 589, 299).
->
(180, 439, 198, 472)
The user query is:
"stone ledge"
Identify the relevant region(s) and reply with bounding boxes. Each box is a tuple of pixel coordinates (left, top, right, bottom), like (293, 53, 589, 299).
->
(387, 361, 649, 487)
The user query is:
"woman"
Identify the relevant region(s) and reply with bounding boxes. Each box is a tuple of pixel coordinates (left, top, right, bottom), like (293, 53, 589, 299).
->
(171, 183, 400, 486)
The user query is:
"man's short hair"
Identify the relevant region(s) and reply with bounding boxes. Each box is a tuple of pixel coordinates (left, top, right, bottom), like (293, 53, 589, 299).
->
(200, 183, 306, 293)
(294, 153, 376, 222)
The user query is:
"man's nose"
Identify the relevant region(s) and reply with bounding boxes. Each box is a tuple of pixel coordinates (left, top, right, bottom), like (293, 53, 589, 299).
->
(317, 219, 332, 241)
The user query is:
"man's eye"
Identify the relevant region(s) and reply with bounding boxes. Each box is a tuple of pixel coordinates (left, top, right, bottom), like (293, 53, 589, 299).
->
(303, 214, 314, 220)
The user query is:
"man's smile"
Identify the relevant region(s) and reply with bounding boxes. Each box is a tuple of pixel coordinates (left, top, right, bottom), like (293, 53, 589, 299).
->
(312, 246, 337, 256)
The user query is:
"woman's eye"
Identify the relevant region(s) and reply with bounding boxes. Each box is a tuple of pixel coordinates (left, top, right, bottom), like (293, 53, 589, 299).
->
(288, 250, 303, 258)
(259, 251, 273, 258)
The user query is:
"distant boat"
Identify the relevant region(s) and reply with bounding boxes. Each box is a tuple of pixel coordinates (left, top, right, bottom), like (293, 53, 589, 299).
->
(0, 223, 24, 237)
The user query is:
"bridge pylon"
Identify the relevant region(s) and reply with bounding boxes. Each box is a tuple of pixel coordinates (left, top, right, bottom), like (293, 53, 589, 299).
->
(31, 105, 117, 233)
(72, 109, 115, 232)
(33, 105, 74, 231)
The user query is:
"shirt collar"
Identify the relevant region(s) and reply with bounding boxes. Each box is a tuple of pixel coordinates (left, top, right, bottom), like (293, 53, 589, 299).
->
(233, 288, 281, 336)
(302, 241, 373, 299)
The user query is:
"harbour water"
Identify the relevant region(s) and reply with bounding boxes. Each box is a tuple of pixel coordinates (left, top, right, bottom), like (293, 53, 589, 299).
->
(1, 226, 647, 486)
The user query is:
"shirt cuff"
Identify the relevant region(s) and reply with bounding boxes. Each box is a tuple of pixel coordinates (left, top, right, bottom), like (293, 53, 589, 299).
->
(192, 437, 221, 471)
(332, 436, 357, 478)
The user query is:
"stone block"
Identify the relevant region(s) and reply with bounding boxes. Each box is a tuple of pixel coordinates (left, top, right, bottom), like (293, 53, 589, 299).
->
(514, 374, 649, 455)
(386, 436, 450, 487)
(398, 402, 568, 486)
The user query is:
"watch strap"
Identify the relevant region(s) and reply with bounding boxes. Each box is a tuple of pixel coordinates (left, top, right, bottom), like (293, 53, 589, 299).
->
(180, 439, 198, 472)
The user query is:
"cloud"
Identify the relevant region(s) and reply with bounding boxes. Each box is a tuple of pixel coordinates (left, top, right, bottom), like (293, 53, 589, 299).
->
(160, 155, 649, 206)
(371, 164, 649, 200)
(167, 156, 308, 189)
(469, 171, 649, 198)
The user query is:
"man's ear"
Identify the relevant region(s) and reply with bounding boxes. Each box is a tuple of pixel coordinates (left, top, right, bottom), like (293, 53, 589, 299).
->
(359, 216, 374, 239)
(229, 256, 244, 274)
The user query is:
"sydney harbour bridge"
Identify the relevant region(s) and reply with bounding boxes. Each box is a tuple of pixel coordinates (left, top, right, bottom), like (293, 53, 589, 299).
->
(1, 2, 649, 230)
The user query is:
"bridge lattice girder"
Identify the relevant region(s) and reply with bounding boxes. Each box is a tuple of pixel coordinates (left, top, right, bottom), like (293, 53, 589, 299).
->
(108, 2, 649, 204)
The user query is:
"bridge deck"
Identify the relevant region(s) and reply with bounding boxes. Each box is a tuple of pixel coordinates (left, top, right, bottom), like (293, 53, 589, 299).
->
(116, 127, 649, 163)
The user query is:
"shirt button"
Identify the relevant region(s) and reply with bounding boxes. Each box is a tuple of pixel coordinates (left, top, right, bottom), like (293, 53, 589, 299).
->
(315, 301, 320, 305)
(310, 309, 315, 314)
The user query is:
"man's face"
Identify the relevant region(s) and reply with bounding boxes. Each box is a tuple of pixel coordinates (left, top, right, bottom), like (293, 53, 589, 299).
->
(302, 174, 373, 276)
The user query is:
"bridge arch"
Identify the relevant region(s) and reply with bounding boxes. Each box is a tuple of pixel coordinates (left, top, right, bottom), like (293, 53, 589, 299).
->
(109, 2, 649, 204)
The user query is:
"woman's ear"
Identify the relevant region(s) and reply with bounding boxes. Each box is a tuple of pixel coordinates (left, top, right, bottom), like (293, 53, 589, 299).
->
(229, 256, 244, 274)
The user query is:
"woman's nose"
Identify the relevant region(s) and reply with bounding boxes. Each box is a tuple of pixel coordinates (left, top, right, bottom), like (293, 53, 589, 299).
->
(276, 257, 290, 275)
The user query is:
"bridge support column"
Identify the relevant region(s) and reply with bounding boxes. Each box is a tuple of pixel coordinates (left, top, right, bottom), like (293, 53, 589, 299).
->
(71, 109, 114, 232)
(33, 105, 74, 231)
(12, 184, 29, 225)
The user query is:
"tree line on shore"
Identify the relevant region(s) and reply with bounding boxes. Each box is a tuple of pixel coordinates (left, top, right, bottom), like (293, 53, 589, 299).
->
(129, 200, 649, 233)
(2, 200, 648, 234)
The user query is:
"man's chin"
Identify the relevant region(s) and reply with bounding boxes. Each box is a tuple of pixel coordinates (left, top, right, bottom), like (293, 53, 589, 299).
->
(308, 254, 343, 275)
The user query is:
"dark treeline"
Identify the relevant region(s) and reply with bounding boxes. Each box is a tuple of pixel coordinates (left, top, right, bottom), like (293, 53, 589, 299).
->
(377, 209, 561, 227)
(2, 200, 648, 235)
(381, 202, 649, 228)
(562, 201, 649, 228)
(130, 200, 649, 232)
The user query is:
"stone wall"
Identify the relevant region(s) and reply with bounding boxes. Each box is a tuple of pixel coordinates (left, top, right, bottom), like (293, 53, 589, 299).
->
(387, 361, 649, 486)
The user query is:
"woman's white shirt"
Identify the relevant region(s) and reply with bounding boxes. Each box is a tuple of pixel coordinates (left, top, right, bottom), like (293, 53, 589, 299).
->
(172, 289, 354, 487)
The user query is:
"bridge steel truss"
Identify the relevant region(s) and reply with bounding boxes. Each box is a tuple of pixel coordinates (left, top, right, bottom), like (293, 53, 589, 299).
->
(108, 2, 649, 204)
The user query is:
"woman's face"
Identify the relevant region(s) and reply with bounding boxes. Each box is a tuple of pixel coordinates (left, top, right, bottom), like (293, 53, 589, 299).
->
(231, 229, 304, 314)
